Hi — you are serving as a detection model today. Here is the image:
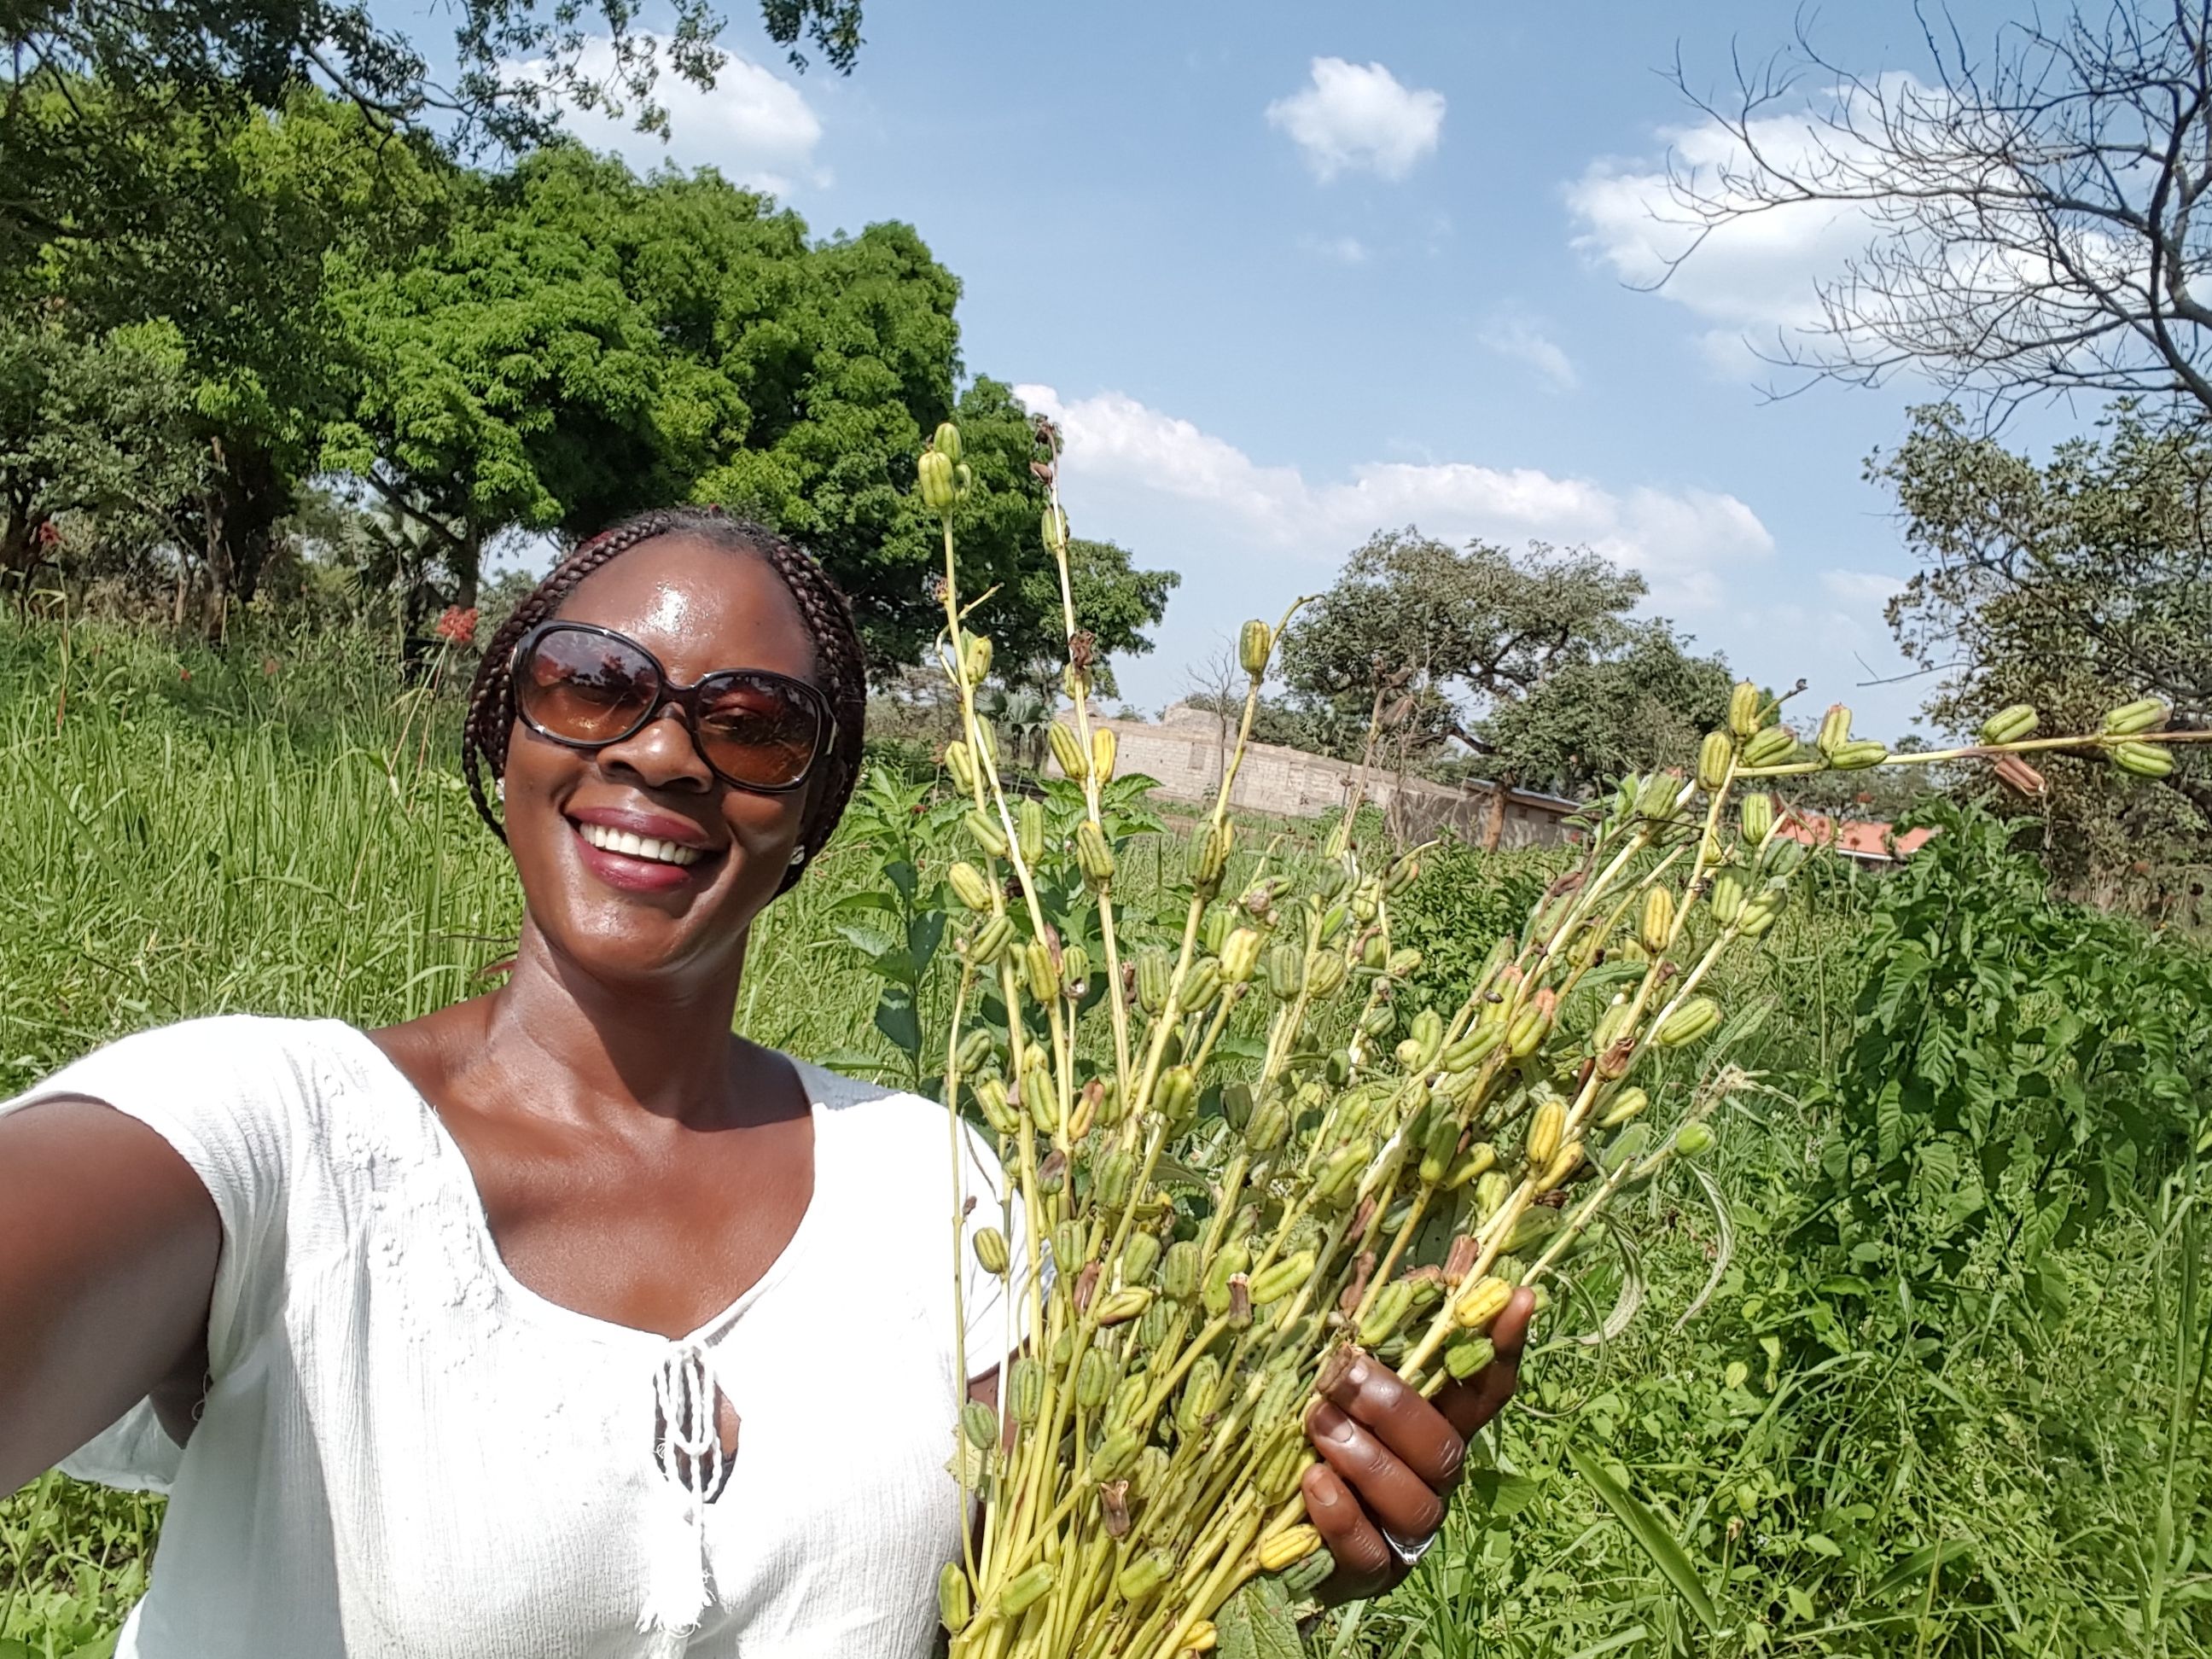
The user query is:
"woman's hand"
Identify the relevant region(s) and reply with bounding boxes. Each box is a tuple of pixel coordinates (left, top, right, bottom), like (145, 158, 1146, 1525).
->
(1299, 1287, 1536, 1603)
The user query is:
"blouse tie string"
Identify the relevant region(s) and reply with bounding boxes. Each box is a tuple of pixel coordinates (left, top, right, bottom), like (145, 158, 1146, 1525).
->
(639, 1338, 731, 1647)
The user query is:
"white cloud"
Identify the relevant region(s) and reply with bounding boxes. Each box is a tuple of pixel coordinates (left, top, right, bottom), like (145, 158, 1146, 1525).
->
(1266, 58, 1445, 183)
(1299, 234, 1370, 265)
(1478, 314, 1579, 391)
(1821, 568, 1906, 607)
(1016, 382, 1770, 614)
(504, 36, 827, 193)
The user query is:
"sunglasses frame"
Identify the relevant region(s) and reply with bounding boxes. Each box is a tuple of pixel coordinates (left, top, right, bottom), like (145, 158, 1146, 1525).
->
(508, 620, 836, 795)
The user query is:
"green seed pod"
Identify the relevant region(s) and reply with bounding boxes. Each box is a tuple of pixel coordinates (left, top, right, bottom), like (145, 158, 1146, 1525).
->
(1743, 725, 1798, 768)
(1156, 1065, 1199, 1126)
(1829, 737, 1889, 771)
(918, 449, 958, 515)
(1051, 1220, 1086, 1280)
(1656, 994, 1722, 1047)
(1738, 888, 1786, 937)
(1639, 887, 1674, 954)
(1306, 951, 1348, 999)
(948, 861, 994, 912)
(2104, 696, 2169, 735)
(1238, 619, 1272, 677)
(1220, 927, 1263, 984)
(1708, 868, 1747, 926)
(1256, 1433, 1314, 1502)
(1475, 1169, 1513, 1222)
(963, 809, 1008, 859)
(1438, 1022, 1504, 1071)
(1009, 798, 1042, 867)
(1107, 1372, 1150, 1431)
(1047, 720, 1089, 781)
(1022, 1058, 1060, 1133)
(973, 1074, 1019, 1137)
(962, 632, 992, 684)
(1502, 1205, 1560, 1254)
(1094, 1287, 1152, 1326)
(942, 739, 976, 794)
(1815, 702, 1853, 757)
(962, 1398, 1000, 1452)
(1217, 1080, 1254, 1132)
(1740, 792, 1775, 847)
(1525, 1096, 1564, 1172)
(955, 1026, 995, 1075)
(1201, 905, 1233, 955)
(1091, 1427, 1142, 1481)
(1010, 1356, 1045, 1425)
(1634, 771, 1683, 822)
(1022, 940, 1057, 1007)
(1357, 1279, 1417, 1348)
(1059, 942, 1091, 1000)
(1978, 702, 2040, 745)
(1599, 1086, 1650, 1129)
(1243, 1094, 1289, 1154)
(1384, 855, 1420, 895)
(973, 1226, 1010, 1276)
(1190, 819, 1233, 887)
(1697, 730, 1732, 791)
(1138, 1295, 1175, 1351)
(1177, 1356, 1223, 1436)
(1505, 1001, 1551, 1059)
(1728, 679, 1763, 738)
(1592, 998, 1635, 1053)
(1120, 1231, 1162, 1288)
(1182, 957, 1224, 1011)
(1077, 1348, 1115, 1409)
(1388, 946, 1423, 978)
(1161, 1239, 1202, 1301)
(1266, 943, 1304, 1001)
(1134, 947, 1173, 1015)
(1075, 821, 1116, 885)
(1202, 1242, 1251, 1314)
(1096, 1149, 1135, 1211)
(1091, 726, 1115, 782)
(1313, 1138, 1372, 1208)
(1676, 1121, 1716, 1155)
(967, 914, 1014, 966)
(998, 1562, 1055, 1619)
(2115, 739, 2175, 778)
(1445, 1336, 1497, 1381)
(1446, 1141, 1497, 1189)
(1116, 1551, 1172, 1604)
(1419, 1109, 1464, 1185)
(938, 1562, 973, 1634)
(1249, 1249, 1317, 1306)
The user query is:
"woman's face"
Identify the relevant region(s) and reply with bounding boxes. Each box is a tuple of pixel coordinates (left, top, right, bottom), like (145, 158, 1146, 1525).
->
(498, 533, 822, 991)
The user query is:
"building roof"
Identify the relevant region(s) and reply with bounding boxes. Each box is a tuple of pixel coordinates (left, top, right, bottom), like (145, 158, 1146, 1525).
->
(1775, 803, 1936, 864)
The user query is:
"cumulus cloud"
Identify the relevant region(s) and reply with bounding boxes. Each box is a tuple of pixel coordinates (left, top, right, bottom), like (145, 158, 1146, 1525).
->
(1478, 314, 1579, 391)
(1266, 58, 1446, 183)
(1299, 234, 1371, 265)
(504, 36, 827, 193)
(1821, 568, 1907, 607)
(1015, 382, 1770, 614)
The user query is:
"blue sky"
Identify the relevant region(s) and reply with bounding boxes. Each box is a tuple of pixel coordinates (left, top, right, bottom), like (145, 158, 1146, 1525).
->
(418, 0, 2048, 742)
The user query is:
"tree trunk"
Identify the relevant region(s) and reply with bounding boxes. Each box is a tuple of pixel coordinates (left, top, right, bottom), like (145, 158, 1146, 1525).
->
(1482, 777, 1510, 853)
(205, 437, 283, 611)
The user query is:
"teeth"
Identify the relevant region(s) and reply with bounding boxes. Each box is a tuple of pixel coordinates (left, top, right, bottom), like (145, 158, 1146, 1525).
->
(576, 822, 702, 867)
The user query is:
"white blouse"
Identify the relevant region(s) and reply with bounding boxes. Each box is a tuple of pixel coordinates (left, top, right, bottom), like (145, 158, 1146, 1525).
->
(2, 1016, 1020, 1658)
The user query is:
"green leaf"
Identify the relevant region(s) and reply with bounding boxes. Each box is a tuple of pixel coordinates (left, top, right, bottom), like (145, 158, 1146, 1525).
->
(1867, 1539, 1972, 1600)
(873, 987, 921, 1058)
(1564, 1442, 1719, 1628)
(1214, 1575, 1301, 1659)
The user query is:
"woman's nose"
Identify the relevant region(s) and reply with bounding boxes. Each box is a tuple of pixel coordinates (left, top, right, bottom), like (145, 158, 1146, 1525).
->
(599, 705, 713, 789)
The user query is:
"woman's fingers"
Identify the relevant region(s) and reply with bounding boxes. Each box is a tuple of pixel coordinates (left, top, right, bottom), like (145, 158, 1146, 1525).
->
(1313, 1346, 1465, 1492)
(1299, 1461, 1398, 1601)
(1435, 1286, 1536, 1443)
(1303, 1398, 1446, 1542)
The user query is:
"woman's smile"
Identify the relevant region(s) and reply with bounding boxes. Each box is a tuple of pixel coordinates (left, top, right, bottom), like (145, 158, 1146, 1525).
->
(567, 803, 723, 893)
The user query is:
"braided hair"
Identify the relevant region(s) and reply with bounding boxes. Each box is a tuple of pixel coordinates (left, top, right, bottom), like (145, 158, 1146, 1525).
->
(460, 507, 868, 896)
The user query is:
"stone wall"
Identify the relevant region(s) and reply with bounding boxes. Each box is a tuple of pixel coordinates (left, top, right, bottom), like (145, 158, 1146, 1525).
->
(1057, 706, 1580, 848)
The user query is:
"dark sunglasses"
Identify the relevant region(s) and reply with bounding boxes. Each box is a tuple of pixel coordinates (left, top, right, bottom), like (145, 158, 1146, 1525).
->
(509, 620, 835, 795)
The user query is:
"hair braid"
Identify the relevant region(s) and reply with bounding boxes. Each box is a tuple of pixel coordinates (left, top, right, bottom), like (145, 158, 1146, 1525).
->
(459, 508, 868, 897)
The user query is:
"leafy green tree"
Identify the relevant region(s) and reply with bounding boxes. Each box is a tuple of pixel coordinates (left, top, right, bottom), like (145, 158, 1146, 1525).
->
(1476, 621, 1732, 798)
(1875, 400, 2210, 900)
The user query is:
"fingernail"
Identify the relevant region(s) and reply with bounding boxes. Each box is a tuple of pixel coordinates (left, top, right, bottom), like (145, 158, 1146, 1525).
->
(1344, 1355, 1371, 1389)
(1310, 1401, 1356, 1445)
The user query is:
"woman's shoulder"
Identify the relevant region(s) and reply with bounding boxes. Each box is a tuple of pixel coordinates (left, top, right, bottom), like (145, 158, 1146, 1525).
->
(787, 1055, 1003, 1179)
(8, 1014, 370, 1106)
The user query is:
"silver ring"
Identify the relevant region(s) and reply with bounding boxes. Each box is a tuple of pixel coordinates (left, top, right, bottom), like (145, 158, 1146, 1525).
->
(1382, 1527, 1436, 1568)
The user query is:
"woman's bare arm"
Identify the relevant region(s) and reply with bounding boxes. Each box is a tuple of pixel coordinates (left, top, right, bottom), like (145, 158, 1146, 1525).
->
(0, 1099, 219, 1493)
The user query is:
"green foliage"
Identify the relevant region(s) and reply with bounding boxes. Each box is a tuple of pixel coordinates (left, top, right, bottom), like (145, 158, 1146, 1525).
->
(1380, 835, 1569, 1005)
(1476, 622, 1732, 798)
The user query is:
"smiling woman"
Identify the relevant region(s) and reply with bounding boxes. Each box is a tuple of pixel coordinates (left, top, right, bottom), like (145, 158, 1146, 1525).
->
(0, 505, 1516, 1657)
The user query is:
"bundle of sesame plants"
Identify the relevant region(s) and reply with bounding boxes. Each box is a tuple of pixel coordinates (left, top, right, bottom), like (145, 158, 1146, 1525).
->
(916, 416, 2199, 1659)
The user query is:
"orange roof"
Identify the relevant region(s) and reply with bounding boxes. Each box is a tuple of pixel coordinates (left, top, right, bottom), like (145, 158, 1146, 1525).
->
(1772, 803, 1935, 863)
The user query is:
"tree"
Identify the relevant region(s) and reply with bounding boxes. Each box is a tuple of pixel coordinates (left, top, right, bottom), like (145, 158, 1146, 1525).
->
(1671, 4, 2212, 428)
(1476, 622, 1732, 798)
(1874, 400, 2209, 902)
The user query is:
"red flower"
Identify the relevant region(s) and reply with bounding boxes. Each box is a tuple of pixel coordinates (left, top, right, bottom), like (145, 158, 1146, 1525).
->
(435, 606, 480, 647)
(179, 668, 191, 683)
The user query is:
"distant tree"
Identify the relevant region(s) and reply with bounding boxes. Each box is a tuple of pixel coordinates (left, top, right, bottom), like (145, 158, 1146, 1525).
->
(1476, 622, 1732, 798)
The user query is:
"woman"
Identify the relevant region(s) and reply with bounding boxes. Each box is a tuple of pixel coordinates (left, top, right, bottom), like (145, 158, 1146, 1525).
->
(0, 509, 1535, 1656)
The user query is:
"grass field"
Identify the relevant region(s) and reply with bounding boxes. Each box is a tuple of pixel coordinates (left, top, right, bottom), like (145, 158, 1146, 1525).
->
(3, 617, 2209, 1658)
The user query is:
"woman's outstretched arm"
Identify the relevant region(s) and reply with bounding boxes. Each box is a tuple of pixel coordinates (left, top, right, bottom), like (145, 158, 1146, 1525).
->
(0, 1099, 218, 1493)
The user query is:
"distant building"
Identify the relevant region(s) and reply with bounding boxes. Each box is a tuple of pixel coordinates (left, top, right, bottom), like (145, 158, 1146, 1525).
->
(1771, 801, 1935, 866)
(1051, 703, 1582, 847)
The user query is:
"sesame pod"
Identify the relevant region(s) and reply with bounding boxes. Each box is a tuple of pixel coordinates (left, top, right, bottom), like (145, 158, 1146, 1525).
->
(1243, 1094, 1290, 1154)
(1306, 951, 1348, 999)
(1979, 702, 2040, 745)
(917, 449, 958, 514)
(1014, 798, 1045, 866)
(1634, 771, 1683, 823)
(1540, 1140, 1586, 1190)
(1119, 1231, 1162, 1288)
(1022, 940, 1057, 1006)
(1278, 1544, 1336, 1598)
(1708, 868, 1747, 925)
(962, 1397, 1000, 1452)
(1200, 905, 1233, 956)
(1091, 725, 1117, 781)
(1350, 880, 1381, 923)
(1740, 792, 1774, 846)
(1446, 1142, 1498, 1189)
(1039, 501, 1068, 552)
(1318, 902, 1351, 946)
(938, 1563, 973, 1634)
(1135, 947, 1173, 1014)
(1091, 1427, 1142, 1480)
(932, 420, 963, 465)
(1738, 888, 1786, 937)
(1452, 1275, 1512, 1331)
(1697, 730, 1732, 791)
(1258, 1523, 1324, 1574)
(1525, 1097, 1564, 1172)
(1060, 942, 1091, 999)
(973, 1074, 1019, 1136)
(1419, 1110, 1464, 1185)
(1313, 1138, 1372, 1207)
(1656, 995, 1722, 1048)
(1255, 1431, 1313, 1500)
(1357, 1279, 1417, 1348)
(2114, 739, 2174, 778)
(1639, 887, 1674, 953)
(1505, 1002, 1551, 1059)
(956, 1026, 994, 1075)
(1815, 702, 1853, 756)
(1388, 946, 1423, 977)
(1758, 835, 1807, 879)
(1474, 1169, 1513, 1222)
(1728, 679, 1763, 738)
(1202, 1243, 1251, 1314)
(1097, 1149, 1135, 1210)
(1047, 720, 1089, 780)
(1024, 1060, 1061, 1133)
(1216, 928, 1263, 987)
(943, 738, 976, 793)
(2104, 696, 2169, 735)
(1107, 1372, 1151, 1430)
(971, 915, 1016, 968)
(963, 632, 992, 684)
(1444, 1336, 1497, 1381)
(1410, 1006, 1444, 1060)
(1182, 958, 1224, 1011)
(1675, 1121, 1716, 1155)
(1076, 1348, 1115, 1409)
(1162, 1239, 1202, 1301)
(1249, 1249, 1317, 1306)
(1239, 619, 1272, 677)
(1593, 998, 1635, 1051)
(1052, 1219, 1086, 1278)
(1095, 1287, 1153, 1326)
(1116, 1551, 1173, 1604)
(1384, 855, 1420, 894)
(1266, 943, 1304, 1001)
(973, 1226, 1010, 1277)
(1190, 819, 1233, 886)
(964, 809, 1008, 859)
(1829, 738, 1889, 771)
(1177, 1356, 1223, 1435)
(1075, 821, 1116, 884)
(997, 1563, 1055, 1619)
(948, 861, 994, 911)
(1009, 1356, 1045, 1425)
(1598, 1086, 1650, 1129)
(1742, 725, 1798, 768)
(1438, 1022, 1505, 1070)
(1156, 1065, 1199, 1126)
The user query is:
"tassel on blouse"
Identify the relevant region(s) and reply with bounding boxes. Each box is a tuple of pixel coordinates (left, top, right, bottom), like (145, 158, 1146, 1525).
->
(639, 1342, 729, 1648)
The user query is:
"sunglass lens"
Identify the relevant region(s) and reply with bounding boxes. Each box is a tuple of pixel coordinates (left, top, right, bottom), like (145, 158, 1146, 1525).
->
(696, 674, 821, 789)
(518, 628, 658, 744)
